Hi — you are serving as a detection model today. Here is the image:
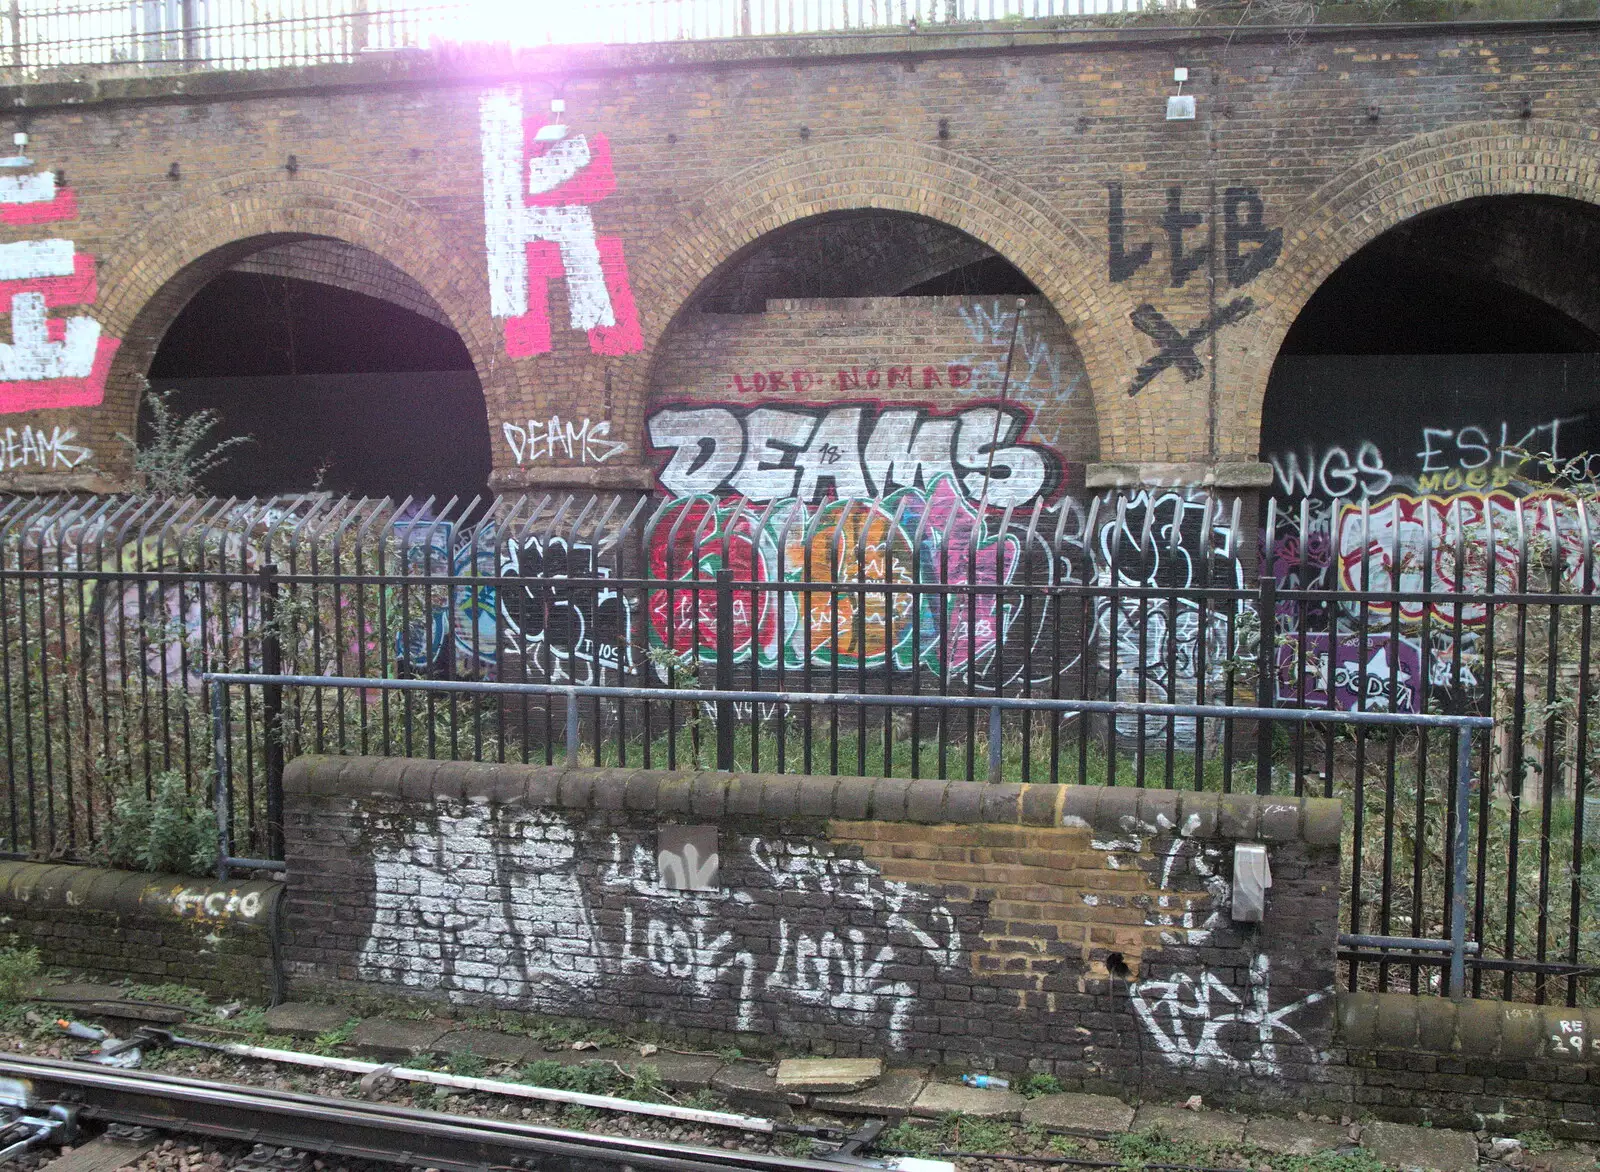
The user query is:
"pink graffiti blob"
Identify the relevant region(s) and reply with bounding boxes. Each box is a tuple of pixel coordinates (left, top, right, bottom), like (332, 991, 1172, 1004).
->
(0, 170, 119, 416)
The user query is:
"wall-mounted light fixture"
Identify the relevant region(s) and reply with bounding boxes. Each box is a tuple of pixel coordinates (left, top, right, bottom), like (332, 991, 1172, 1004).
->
(0, 131, 29, 169)
(938, 117, 950, 140)
(534, 98, 567, 143)
(167, 161, 181, 181)
(1166, 67, 1195, 121)
(285, 154, 299, 175)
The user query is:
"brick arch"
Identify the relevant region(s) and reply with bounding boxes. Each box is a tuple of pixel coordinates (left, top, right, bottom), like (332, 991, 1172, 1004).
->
(1220, 120, 1600, 460)
(620, 137, 1143, 460)
(87, 170, 502, 483)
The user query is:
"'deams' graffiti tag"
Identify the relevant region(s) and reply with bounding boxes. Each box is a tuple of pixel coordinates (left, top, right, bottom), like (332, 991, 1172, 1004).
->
(646, 402, 1061, 509)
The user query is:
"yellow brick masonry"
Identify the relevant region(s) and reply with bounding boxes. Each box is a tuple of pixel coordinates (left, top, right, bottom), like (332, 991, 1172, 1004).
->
(831, 819, 1211, 995)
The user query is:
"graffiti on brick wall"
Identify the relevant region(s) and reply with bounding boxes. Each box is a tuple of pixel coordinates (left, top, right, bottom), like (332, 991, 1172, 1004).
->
(1087, 489, 1246, 743)
(643, 401, 1066, 687)
(358, 803, 603, 1004)
(1107, 184, 1279, 397)
(0, 424, 91, 470)
(502, 416, 626, 467)
(500, 534, 637, 682)
(1131, 954, 1334, 1076)
(648, 403, 1060, 510)
(955, 301, 1084, 446)
(354, 801, 963, 1045)
(0, 161, 120, 414)
(1263, 384, 1600, 713)
(479, 87, 642, 358)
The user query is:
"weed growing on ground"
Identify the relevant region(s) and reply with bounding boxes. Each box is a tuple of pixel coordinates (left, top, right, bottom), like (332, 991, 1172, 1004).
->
(0, 946, 40, 1005)
(1274, 1148, 1387, 1172)
(445, 1050, 486, 1079)
(310, 1018, 358, 1056)
(1016, 1072, 1065, 1098)
(1111, 1127, 1210, 1169)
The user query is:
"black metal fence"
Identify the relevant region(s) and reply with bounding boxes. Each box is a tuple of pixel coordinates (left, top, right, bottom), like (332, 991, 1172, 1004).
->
(1, 489, 1597, 1007)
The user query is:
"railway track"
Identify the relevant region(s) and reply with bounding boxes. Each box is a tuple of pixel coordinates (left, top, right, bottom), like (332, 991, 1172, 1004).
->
(0, 1055, 929, 1172)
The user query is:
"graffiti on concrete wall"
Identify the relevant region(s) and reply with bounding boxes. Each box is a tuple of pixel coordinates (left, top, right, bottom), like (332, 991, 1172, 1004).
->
(0, 160, 119, 414)
(355, 800, 964, 1045)
(479, 87, 643, 358)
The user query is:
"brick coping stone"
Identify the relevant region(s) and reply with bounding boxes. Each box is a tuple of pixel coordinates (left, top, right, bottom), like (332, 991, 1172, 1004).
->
(285, 757, 1343, 845)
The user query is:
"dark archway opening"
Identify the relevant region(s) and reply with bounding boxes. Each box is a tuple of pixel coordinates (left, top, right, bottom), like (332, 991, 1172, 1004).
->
(1263, 195, 1600, 497)
(691, 210, 1038, 312)
(146, 240, 491, 500)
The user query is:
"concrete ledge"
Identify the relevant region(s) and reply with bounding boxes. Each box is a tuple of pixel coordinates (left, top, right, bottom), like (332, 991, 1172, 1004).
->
(1339, 990, 1600, 1064)
(287, 757, 1341, 843)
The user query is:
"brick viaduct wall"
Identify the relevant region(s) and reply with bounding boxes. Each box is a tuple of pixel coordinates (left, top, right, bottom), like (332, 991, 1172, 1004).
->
(284, 755, 1343, 1108)
(0, 23, 1594, 494)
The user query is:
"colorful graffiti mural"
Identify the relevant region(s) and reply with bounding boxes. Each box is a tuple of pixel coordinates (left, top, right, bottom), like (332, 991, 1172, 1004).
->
(644, 474, 1044, 683)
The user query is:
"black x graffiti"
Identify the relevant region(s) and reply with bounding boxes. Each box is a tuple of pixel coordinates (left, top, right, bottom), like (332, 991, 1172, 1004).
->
(1127, 296, 1256, 396)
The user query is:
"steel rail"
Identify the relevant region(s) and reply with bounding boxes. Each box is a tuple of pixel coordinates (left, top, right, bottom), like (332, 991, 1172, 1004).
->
(0, 1054, 868, 1172)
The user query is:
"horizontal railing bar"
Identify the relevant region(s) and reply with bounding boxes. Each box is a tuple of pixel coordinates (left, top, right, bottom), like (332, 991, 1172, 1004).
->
(1338, 933, 1482, 954)
(6, 566, 1599, 607)
(205, 672, 1495, 729)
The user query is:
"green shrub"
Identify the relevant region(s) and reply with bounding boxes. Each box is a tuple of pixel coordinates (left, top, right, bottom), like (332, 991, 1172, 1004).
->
(102, 771, 219, 876)
(0, 945, 40, 1004)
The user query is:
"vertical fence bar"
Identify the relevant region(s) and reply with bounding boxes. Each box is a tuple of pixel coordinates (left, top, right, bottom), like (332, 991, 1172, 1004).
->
(260, 562, 284, 860)
(1450, 725, 1471, 1000)
(1255, 572, 1275, 795)
(716, 567, 735, 770)
(210, 677, 231, 881)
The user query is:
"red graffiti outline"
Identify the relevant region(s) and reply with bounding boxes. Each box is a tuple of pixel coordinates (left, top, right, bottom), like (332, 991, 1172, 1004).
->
(0, 187, 77, 226)
(0, 333, 119, 415)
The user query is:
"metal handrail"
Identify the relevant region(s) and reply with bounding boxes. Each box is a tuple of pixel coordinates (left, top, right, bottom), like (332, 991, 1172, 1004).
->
(204, 669, 1489, 997)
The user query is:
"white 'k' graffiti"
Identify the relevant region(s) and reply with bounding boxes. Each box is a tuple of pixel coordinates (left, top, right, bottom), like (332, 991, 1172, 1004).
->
(480, 89, 617, 335)
(1131, 954, 1332, 1075)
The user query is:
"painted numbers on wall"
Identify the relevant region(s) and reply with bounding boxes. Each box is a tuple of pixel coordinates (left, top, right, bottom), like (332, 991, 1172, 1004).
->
(0, 163, 119, 415)
(479, 88, 643, 358)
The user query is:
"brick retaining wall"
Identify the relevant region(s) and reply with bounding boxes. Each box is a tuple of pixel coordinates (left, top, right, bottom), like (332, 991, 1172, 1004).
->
(283, 755, 1342, 1109)
(0, 862, 284, 1002)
